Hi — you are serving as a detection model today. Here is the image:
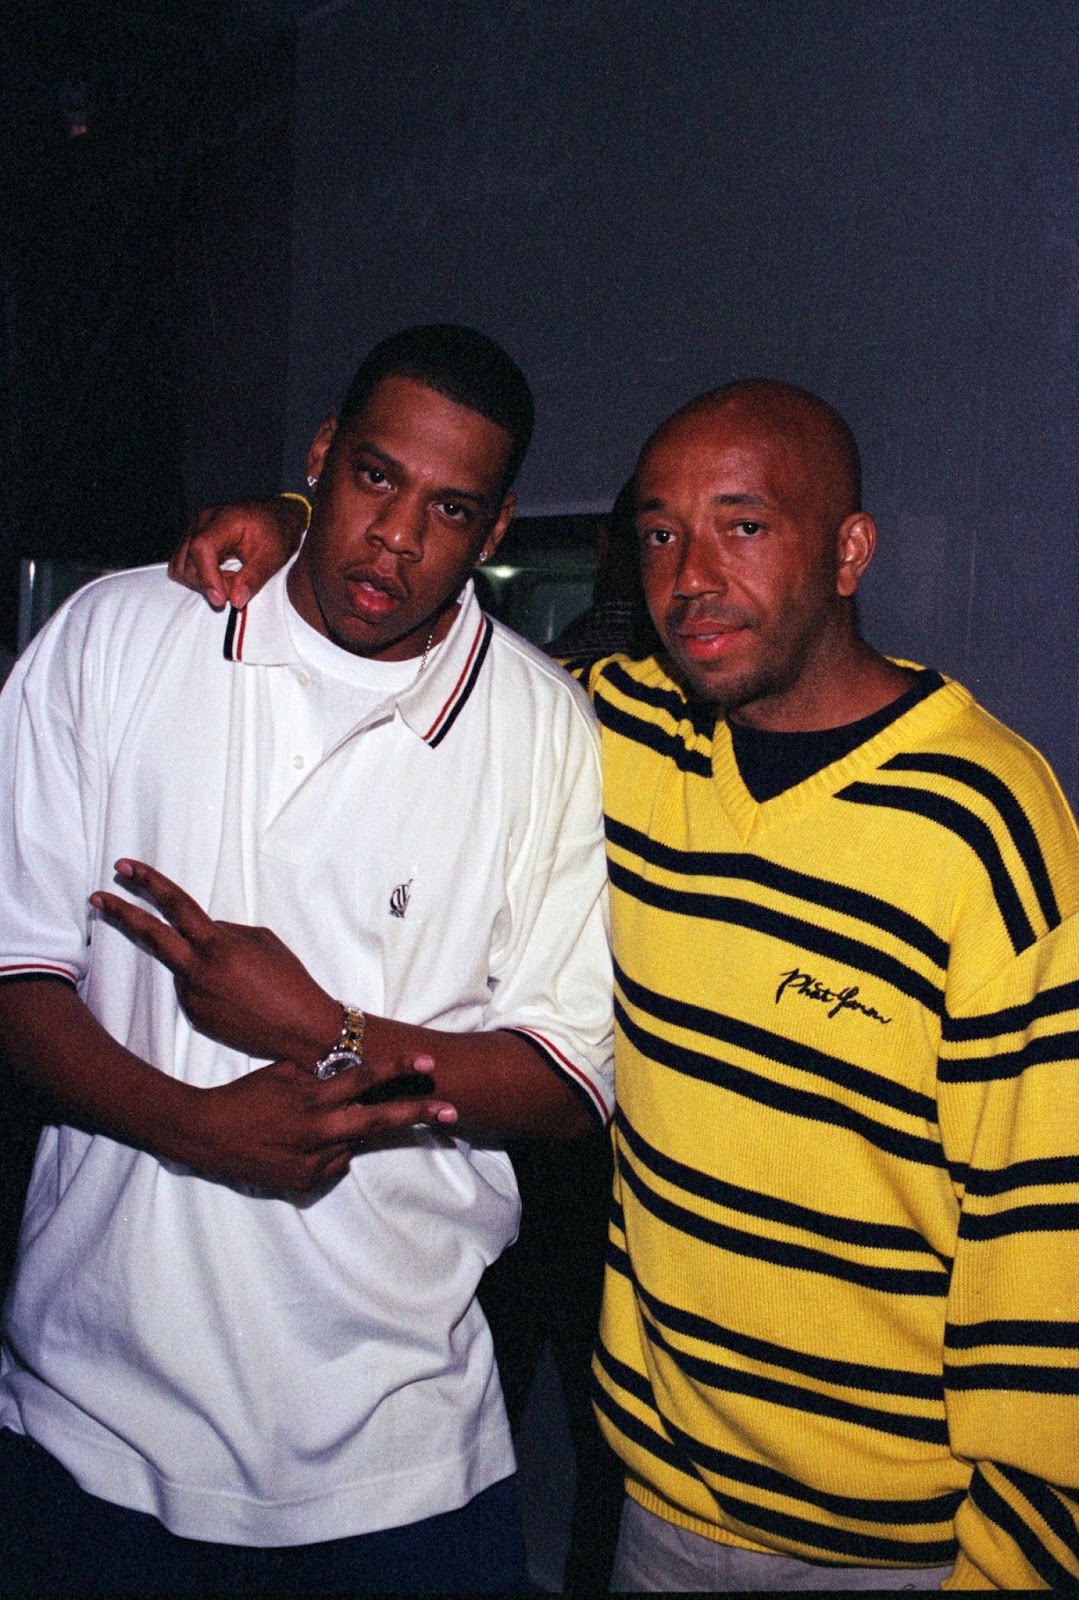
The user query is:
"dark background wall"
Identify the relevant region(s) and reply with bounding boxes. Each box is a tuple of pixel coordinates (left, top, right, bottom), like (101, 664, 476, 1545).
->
(5, 0, 1076, 802)
(0, 0, 221, 649)
(191, 0, 1078, 805)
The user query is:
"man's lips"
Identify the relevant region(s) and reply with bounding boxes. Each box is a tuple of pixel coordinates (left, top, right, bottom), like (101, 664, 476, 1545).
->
(670, 617, 753, 662)
(343, 570, 407, 619)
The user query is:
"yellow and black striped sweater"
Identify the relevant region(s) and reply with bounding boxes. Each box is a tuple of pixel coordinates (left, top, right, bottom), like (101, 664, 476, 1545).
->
(583, 653, 1079, 1591)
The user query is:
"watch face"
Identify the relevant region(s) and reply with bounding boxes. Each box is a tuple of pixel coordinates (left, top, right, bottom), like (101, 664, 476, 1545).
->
(313, 1049, 362, 1081)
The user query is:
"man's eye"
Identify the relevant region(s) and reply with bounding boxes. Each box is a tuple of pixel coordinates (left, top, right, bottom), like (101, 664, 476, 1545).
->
(361, 467, 388, 487)
(734, 521, 763, 537)
(439, 502, 471, 522)
(641, 526, 674, 547)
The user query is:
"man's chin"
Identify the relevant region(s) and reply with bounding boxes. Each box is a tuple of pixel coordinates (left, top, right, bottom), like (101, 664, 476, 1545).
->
(663, 645, 743, 708)
(664, 646, 781, 716)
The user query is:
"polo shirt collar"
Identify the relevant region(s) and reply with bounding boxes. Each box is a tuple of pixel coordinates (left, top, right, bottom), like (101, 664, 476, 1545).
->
(222, 566, 493, 748)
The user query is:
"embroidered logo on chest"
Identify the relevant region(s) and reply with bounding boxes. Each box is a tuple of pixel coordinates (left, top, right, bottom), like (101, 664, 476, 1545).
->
(775, 967, 892, 1025)
(389, 879, 413, 919)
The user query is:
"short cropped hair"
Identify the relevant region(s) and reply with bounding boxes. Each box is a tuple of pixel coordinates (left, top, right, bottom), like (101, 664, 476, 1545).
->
(338, 324, 535, 490)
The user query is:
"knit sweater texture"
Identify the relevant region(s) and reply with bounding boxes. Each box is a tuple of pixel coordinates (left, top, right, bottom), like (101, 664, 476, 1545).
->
(584, 652, 1079, 1591)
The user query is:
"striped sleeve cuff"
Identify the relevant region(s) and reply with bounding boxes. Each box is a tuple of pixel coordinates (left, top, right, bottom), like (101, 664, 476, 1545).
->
(0, 961, 80, 985)
(506, 1026, 613, 1127)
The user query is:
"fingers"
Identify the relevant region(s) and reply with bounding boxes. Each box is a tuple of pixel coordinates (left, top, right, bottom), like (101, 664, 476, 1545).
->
(197, 1058, 459, 1197)
(90, 860, 220, 972)
(259, 1059, 457, 1196)
(170, 507, 244, 609)
(229, 498, 308, 605)
(167, 534, 194, 591)
(314, 1053, 456, 1134)
(362, 1050, 437, 1087)
(228, 550, 272, 611)
(89, 889, 194, 973)
(287, 1092, 456, 1196)
(314, 1052, 434, 1102)
(341, 1095, 459, 1143)
(170, 499, 305, 611)
(189, 532, 233, 610)
(110, 860, 218, 944)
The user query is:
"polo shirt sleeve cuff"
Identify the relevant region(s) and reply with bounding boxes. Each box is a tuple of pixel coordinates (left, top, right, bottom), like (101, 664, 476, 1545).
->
(505, 1025, 613, 1128)
(0, 960, 80, 986)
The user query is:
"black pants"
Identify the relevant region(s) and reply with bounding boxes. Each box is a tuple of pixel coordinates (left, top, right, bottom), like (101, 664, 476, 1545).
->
(0, 1430, 527, 1596)
(479, 1128, 624, 1594)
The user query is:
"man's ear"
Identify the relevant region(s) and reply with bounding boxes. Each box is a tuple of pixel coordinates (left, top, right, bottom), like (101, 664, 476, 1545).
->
(305, 417, 338, 487)
(478, 492, 516, 565)
(836, 511, 877, 598)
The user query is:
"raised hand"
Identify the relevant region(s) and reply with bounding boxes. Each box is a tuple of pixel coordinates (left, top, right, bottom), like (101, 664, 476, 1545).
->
(89, 858, 593, 1145)
(168, 495, 308, 609)
(92, 859, 350, 1067)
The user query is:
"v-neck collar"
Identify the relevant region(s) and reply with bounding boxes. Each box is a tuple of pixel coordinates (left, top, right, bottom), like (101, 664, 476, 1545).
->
(708, 667, 975, 842)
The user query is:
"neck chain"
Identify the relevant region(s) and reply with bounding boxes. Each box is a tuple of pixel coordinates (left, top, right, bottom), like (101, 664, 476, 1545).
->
(417, 626, 438, 677)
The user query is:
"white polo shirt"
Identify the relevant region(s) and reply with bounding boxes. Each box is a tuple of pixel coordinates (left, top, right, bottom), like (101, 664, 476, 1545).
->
(0, 564, 613, 1545)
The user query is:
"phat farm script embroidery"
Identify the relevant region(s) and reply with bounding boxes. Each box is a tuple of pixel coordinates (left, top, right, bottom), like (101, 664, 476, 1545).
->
(775, 968, 892, 1025)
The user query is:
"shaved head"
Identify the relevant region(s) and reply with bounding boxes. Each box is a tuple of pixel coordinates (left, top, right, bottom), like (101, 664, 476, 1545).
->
(632, 377, 889, 727)
(643, 379, 862, 536)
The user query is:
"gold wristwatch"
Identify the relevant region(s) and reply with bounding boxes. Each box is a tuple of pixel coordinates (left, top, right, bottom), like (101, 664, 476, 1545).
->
(313, 1004, 366, 1080)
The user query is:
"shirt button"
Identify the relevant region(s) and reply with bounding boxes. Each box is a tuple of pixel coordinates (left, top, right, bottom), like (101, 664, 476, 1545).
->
(292, 754, 305, 769)
(297, 670, 310, 687)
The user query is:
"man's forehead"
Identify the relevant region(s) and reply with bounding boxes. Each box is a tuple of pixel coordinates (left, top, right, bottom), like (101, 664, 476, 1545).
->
(334, 377, 513, 490)
(636, 398, 830, 506)
(342, 373, 475, 432)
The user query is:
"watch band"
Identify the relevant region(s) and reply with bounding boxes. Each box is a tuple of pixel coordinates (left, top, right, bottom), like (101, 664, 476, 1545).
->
(313, 1003, 366, 1080)
(337, 1005, 366, 1060)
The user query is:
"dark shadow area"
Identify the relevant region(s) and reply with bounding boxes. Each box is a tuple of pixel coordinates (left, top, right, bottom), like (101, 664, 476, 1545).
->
(0, 0, 285, 654)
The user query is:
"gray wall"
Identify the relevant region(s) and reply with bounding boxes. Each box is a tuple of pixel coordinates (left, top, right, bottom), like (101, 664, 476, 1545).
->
(187, 0, 1078, 802)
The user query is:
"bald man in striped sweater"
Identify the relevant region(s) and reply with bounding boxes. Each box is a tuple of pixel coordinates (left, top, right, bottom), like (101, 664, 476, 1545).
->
(577, 379, 1078, 1592)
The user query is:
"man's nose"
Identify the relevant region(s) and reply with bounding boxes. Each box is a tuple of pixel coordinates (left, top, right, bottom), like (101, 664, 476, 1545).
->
(674, 530, 727, 598)
(368, 496, 425, 559)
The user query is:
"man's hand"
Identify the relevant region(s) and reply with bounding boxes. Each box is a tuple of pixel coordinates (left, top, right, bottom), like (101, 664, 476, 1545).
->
(91, 858, 599, 1142)
(92, 859, 340, 1066)
(190, 1052, 453, 1198)
(0, 978, 457, 1204)
(169, 496, 308, 609)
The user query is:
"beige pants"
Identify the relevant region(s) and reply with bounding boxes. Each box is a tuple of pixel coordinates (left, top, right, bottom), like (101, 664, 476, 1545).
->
(611, 1497, 955, 1592)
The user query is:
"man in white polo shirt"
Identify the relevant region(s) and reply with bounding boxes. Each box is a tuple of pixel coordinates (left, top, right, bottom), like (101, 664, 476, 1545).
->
(0, 325, 613, 1594)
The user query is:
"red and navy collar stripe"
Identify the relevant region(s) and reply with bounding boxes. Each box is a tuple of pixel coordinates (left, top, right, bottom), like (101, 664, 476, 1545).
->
(223, 606, 248, 661)
(422, 615, 493, 748)
(224, 603, 492, 747)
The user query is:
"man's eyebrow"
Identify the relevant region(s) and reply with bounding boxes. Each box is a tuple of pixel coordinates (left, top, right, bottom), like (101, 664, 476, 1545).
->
(348, 440, 489, 506)
(436, 486, 488, 507)
(634, 491, 775, 515)
(712, 492, 774, 509)
(348, 440, 399, 472)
